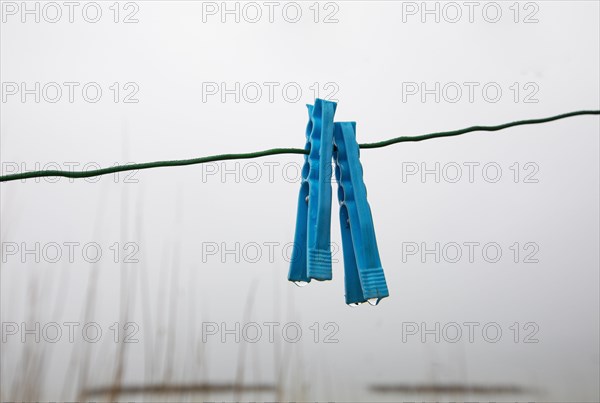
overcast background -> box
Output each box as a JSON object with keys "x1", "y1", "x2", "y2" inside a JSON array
[{"x1": 1, "y1": 1, "x2": 599, "y2": 401}]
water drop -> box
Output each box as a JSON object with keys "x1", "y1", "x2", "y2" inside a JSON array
[
  {"x1": 294, "y1": 281, "x2": 308, "y2": 288},
  {"x1": 367, "y1": 298, "x2": 379, "y2": 306},
  {"x1": 305, "y1": 196, "x2": 309, "y2": 203},
  {"x1": 347, "y1": 302, "x2": 362, "y2": 308}
]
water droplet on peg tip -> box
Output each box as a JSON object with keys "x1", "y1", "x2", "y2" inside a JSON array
[
  {"x1": 367, "y1": 298, "x2": 379, "y2": 306},
  {"x1": 293, "y1": 281, "x2": 308, "y2": 288}
]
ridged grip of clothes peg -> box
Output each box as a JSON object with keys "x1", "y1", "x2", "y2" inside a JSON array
[
  {"x1": 333, "y1": 121, "x2": 389, "y2": 305},
  {"x1": 288, "y1": 99, "x2": 337, "y2": 283}
]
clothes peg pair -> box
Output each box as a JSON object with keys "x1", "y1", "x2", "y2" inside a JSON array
[{"x1": 288, "y1": 99, "x2": 389, "y2": 306}]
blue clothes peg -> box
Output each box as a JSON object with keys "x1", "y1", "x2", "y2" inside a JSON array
[
  {"x1": 333, "y1": 121, "x2": 389, "y2": 305},
  {"x1": 288, "y1": 99, "x2": 337, "y2": 284}
]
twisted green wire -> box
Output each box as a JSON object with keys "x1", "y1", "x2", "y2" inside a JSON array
[{"x1": 1, "y1": 109, "x2": 598, "y2": 183}]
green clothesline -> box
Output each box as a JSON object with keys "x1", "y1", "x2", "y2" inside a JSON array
[{"x1": 1, "y1": 109, "x2": 598, "y2": 183}]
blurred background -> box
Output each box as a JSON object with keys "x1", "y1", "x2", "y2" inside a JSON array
[{"x1": 1, "y1": 1, "x2": 599, "y2": 401}]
